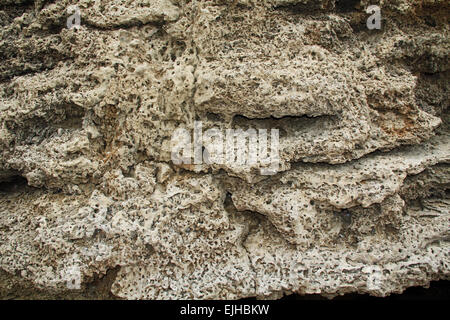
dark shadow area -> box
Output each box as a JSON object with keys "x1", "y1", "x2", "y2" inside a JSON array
[
  {"x1": 280, "y1": 280, "x2": 450, "y2": 300},
  {"x1": 0, "y1": 175, "x2": 28, "y2": 193},
  {"x1": 335, "y1": 0, "x2": 360, "y2": 13}
]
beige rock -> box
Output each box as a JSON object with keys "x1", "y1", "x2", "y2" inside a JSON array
[{"x1": 0, "y1": 0, "x2": 448, "y2": 299}]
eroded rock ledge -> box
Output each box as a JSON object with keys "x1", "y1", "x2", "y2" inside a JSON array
[{"x1": 0, "y1": 0, "x2": 449, "y2": 299}]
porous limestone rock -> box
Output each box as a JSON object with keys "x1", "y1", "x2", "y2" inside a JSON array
[{"x1": 0, "y1": 0, "x2": 448, "y2": 299}]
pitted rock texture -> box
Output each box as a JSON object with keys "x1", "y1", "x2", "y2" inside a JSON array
[{"x1": 0, "y1": 0, "x2": 449, "y2": 299}]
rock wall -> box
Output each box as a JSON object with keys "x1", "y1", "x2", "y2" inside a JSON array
[{"x1": 0, "y1": 0, "x2": 448, "y2": 299}]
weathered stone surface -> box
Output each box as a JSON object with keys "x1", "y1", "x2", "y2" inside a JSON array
[{"x1": 0, "y1": 0, "x2": 448, "y2": 299}]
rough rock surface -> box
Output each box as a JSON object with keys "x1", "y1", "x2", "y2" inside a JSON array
[{"x1": 0, "y1": 0, "x2": 449, "y2": 299}]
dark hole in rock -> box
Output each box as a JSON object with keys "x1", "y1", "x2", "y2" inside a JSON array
[
  {"x1": 335, "y1": 0, "x2": 360, "y2": 12},
  {"x1": 0, "y1": 175, "x2": 28, "y2": 192}
]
